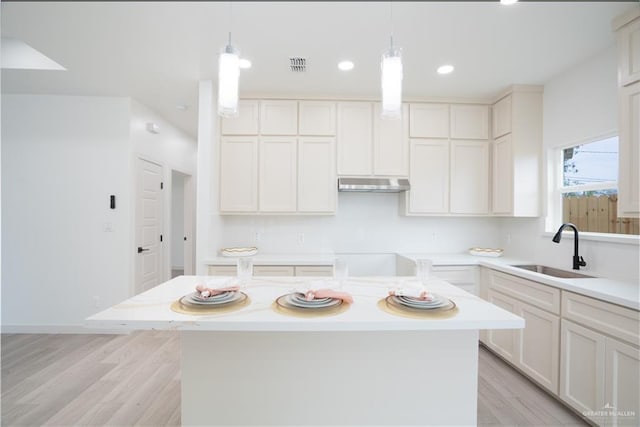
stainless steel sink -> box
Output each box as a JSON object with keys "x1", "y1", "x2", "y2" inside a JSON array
[{"x1": 511, "y1": 264, "x2": 595, "y2": 279}]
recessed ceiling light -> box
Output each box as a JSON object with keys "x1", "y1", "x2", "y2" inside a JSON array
[
  {"x1": 500, "y1": 0, "x2": 518, "y2": 5},
  {"x1": 239, "y1": 59, "x2": 252, "y2": 69},
  {"x1": 338, "y1": 60, "x2": 354, "y2": 71},
  {"x1": 437, "y1": 64, "x2": 455, "y2": 75}
]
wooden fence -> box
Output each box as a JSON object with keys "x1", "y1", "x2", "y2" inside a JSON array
[{"x1": 563, "y1": 195, "x2": 639, "y2": 235}]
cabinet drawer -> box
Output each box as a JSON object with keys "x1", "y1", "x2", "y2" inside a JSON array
[
  {"x1": 562, "y1": 291, "x2": 640, "y2": 346},
  {"x1": 207, "y1": 265, "x2": 236, "y2": 276},
  {"x1": 253, "y1": 266, "x2": 295, "y2": 277},
  {"x1": 489, "y1": 270, "x2": 560, "y2": 314},
  {"x1": 294, "y1": 266, "x2": 333, "y2": 277},
  {"x1": 431, "y1": 266, "x2": 477, "y2": 284}
]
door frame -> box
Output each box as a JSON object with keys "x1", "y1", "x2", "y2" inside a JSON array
[{"x1": 169, "y1": 168, "x2": 195, "y2": 277}]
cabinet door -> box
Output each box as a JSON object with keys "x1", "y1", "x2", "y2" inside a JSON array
[
  {"x1": 337, "y1": 102, "x2": 373, "y2": 175},
  {"x1": 492, "y1": 134, "x2": 513, "y2": 214},
  {"x1": 450, "y1": 140, "x2": 489, "y2": 214},
  {"x1": 294, "y1": 266, "x2": 333, "y2": 277},
  {"x1": 605, "y1": 338, "x2": 640, "y2": 426},
  {"x1": 373, "y1": 103, "x2": 409, "y2": 176},
  {"x1": 260, "y1": 100, "x2": 298, "y2": 135},
  {"x1": 221, "y1": 100, "x2": 259, "y2": 135},
  {"x1": 618, "y1": 16, "x2": 640, "y2": 86},
  {"x1": 409, "y1": 103, "x2": 449, "y2": 138},
  {"x1": 408, "y1": 139, "x2": 449, "y2": 213},
  {"x1": 220, "y1": 137, "x2": 258, "y2": 212},
  {"x1": 492, "y1": 95, "x2": 512, "y2": 138},
  {"x1": 259, "y1": 137, "x2": 297, "y2": 212},
  {"x1": 298, "y1": 137, "x2": 336, "y2": 213},
  {"x1": 253, "y1": 265, "x2": 295, "y2": 276},
  {"x1": 207, "y1": 265, "x2": 236, "y2": 276},
  {"x1": 450, "y1": 104, "x2": 489, "y2": 140},
  {"x1": 299, "y1": 101, "x2": 336, "y2": 136},
  {"x1": 517, "y1": 303, "x2": 560, "y2": 394},
  {"x1": 560, "y1": 319, "x2": 606, "y2": 420},
  {"x1": 618, "y1": 81, "x2": 640, "y2": 217},
  {"x1": 486, "y1": 289, "x2": 518, "y2": 363}
]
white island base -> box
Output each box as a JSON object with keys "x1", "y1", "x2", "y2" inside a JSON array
[
  {"x1": 86, "y1": 276, "x2": 523, "y2": 426},
  {"x1": 182, "y1": 330, "x2": 478, "y2": 426}
]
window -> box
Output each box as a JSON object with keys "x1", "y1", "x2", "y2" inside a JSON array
[{"x1": 553, "y1": 135, "x2": 639, "y2": 235}]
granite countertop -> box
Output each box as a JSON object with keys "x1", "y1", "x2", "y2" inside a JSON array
[
  {"x1": 397, "y1": 253, "x2": 639, "y2": 311},
  {"x1": 86, "y1": 275, "x2": 524, "y2": 332}
]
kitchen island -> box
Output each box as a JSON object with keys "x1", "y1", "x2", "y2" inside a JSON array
[{"x1": 87, "y1": 276, "x2": 523, "y2": 426}]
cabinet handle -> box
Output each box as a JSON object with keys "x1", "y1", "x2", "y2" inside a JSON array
[{"x1": 137, "y1": 247, "x2": 150, "y2": 253}]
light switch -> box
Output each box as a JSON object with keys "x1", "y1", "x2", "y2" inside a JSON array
[{"x1": 103, "y1": 222, "x2": 114, "y2": 232}]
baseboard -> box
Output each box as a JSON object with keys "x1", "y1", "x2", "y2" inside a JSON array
[{"x1": 1, "y1": 324, "x2": 130, "y2": 335}]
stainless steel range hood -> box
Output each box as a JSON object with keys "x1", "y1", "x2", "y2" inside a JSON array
[{"x1": 338, "y1": 177, "x2": 410, "y2": 193}]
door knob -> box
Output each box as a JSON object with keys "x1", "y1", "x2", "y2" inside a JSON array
[{"x1": 137, "y1": 247, "x2": 149, "y2": 253}]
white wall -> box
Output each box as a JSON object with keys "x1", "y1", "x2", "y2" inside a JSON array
[
  {"x1": 1, "y1": 95, "x2": 198, "y2": 332},
  {"x1": 1, "y1": 95, "x2": 132, "y2": 331},
  {"x1": 500, "y1": 45, "x2": 639, "y2": 283},
  {"x1": 129, "y1": 100, "x2": 197, "y2": 282}
]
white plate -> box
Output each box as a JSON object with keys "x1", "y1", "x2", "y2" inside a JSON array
[
  {"x1": 285, "y1": 293, "x2": 341, "y2": 309},
  {"x1": 289, "y1": 293, "x2": 332, "y2": 305},
  {"x1": 187, "y1": 291, "x2": 240, "y2": 305},
  {"x1": 395, "y1": 294, "x2": 450, "y2": 309}
]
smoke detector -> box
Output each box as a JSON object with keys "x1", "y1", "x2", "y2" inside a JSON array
[{"x1": 289, "y1": 57, "x2": 307, "y2": 72}]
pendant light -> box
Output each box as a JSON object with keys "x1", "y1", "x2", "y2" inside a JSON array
[
  {"x1": 218, "y1": 2, "x2": 240, "y2": 117},
  {"x1": 381, "y1": 3, "x2": 402, "y2": 119}
]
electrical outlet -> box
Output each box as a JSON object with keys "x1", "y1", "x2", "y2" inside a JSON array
[
  {"x1": 506, "y1": 233, "x2": 512, "y2": 244},
  {"x1": 432, "y1": 232, "x2": 437, "y2": 242},
  {"x1": 254, "y1": 232, "x2": 261, "y2": 243},
  {"x1": 297, "y1": 233, "x2": 305, "y2": 246}
]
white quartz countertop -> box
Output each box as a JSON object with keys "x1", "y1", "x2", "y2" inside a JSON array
[
  {"x1": 397, "y1": 253, "x2": 640, "y2": 311},
  {"x1": 86, "y1": 276, "x2": 524, "y2": 332},
  {"x1": 205, "y1": 253, "x2": 335, "y2": 266}
]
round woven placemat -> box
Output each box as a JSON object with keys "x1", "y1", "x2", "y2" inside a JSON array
[
  {"x1": 271, "y1": 294, "x2": 350, "y2": 318},
  {"x1": 377, "y1": 296, "x2": 458, "y2": 319},
  {"x1": 170, "y1": 292, "x2": 251, "y2": 315}
]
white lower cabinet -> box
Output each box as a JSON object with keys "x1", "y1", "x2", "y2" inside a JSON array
[
  {"x1": 483, "y1": 271, "x2": 561, "y2": 394},
  {"x1": 605, "y1": 337, "x2": 640, "y2": 426},
  {"x1": 294, "y1": 266, "x2": 333, "y2": 277},
  {"x1": 253, "y1": 265, "x2": 295, "y2": 277},
  {"x1": 207, "y1": 265, "x2": 333, "y2": 277}
]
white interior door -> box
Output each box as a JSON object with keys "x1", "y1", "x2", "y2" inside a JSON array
[
  {"x1": 181, "y1": 172, "x2": 195, "y2": 275},
  {"x1": 136, "y1": 158, "x2": 163, "y2": 294}
]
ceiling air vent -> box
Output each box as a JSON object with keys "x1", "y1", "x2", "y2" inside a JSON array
[{"x1": 289, "y1": 57, "x2": 307, "y2": 72}]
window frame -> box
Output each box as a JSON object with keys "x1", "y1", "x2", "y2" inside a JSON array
[{"x1": 545, "y1": 131, "x2": 639, "y2": 244}]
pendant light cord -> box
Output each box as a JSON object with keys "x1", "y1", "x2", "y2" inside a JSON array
[{"x1": 389, "y1": 0, "x2": 394, "y2": 49}]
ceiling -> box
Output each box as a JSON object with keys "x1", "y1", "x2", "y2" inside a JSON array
[{"x1": 1, "y1": 1, "x2": 637, "y2": 138}]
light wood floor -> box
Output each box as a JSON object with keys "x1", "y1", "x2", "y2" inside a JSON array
[{"x1": 1, "y1": 331, "x2": 587, "y2": 426}]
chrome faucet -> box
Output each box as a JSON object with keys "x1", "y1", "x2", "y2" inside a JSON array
[{"x1": 552, "y1": 223, "x2": 587, "y2": 270}]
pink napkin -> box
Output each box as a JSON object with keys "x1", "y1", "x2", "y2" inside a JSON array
[
  {"x1": 195, "y1": 284, "x2": 240, "y2": 298},
  {"x1": 305, "y1": 289, "x2": 353, "y2": 304}
]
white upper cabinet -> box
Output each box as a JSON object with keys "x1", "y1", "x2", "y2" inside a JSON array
[
  {"x1": 492, "y1": 95, "x2": 512, "y2": 139},
  {"x1": 298, "y1": 137, "x2": 336, "y2": 213},
  {"x1": 450, "y1": 105, "x2": 489, "y2": 140},
  {"x1": 615, "y1": 9, "x2": 640, "y2": 86},
  {"x1": 373, "y1": 103, "x2": 409, "y2": 176},
  {"x1": 221, "y1": 100, "x2": 259, "y2": 135},
  {"x1": 259, "y1": 137, "x2": 297, "y2": 212},
  {"x1": 490, "y1": 87, "x2": 542, "y2": 217},
  {"x1": 407, "y1": 139, "x2": 449, "y2": 214},
  {"x1": 615, "y1": 10, "x2": 640, "y2": 218},
  {"x1": 492, "y1": 134, "x2": 513, "y2": 215},
  {"x1": 409, "y1": 103, "x2": 449, "y2": 138},
  {"x1": 618, "y1": 80, "x2": 640, "y2": 218},
  {"x1": 299, "y1": 101, "x2": 336, "y2": 136},
  {"x1": 450, "y1": 140, "x2": 489, "y2": 214},
  {"x1": 259, "y1": 100, "x2": 298, "y2": 135},
  {"x1": 337, "y1": 102, "x2": 373, "y2": 176},
  {"x1": 219, "y1": 136, "x2": 258, "y2": 212}
]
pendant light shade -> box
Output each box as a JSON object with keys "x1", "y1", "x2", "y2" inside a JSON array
[
  {"x1": 381, "y1": 45, "x2": 403, "y2": 119},
  {"x1": 218, "y1": 43, "x2": 240, "y2": 117}
]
